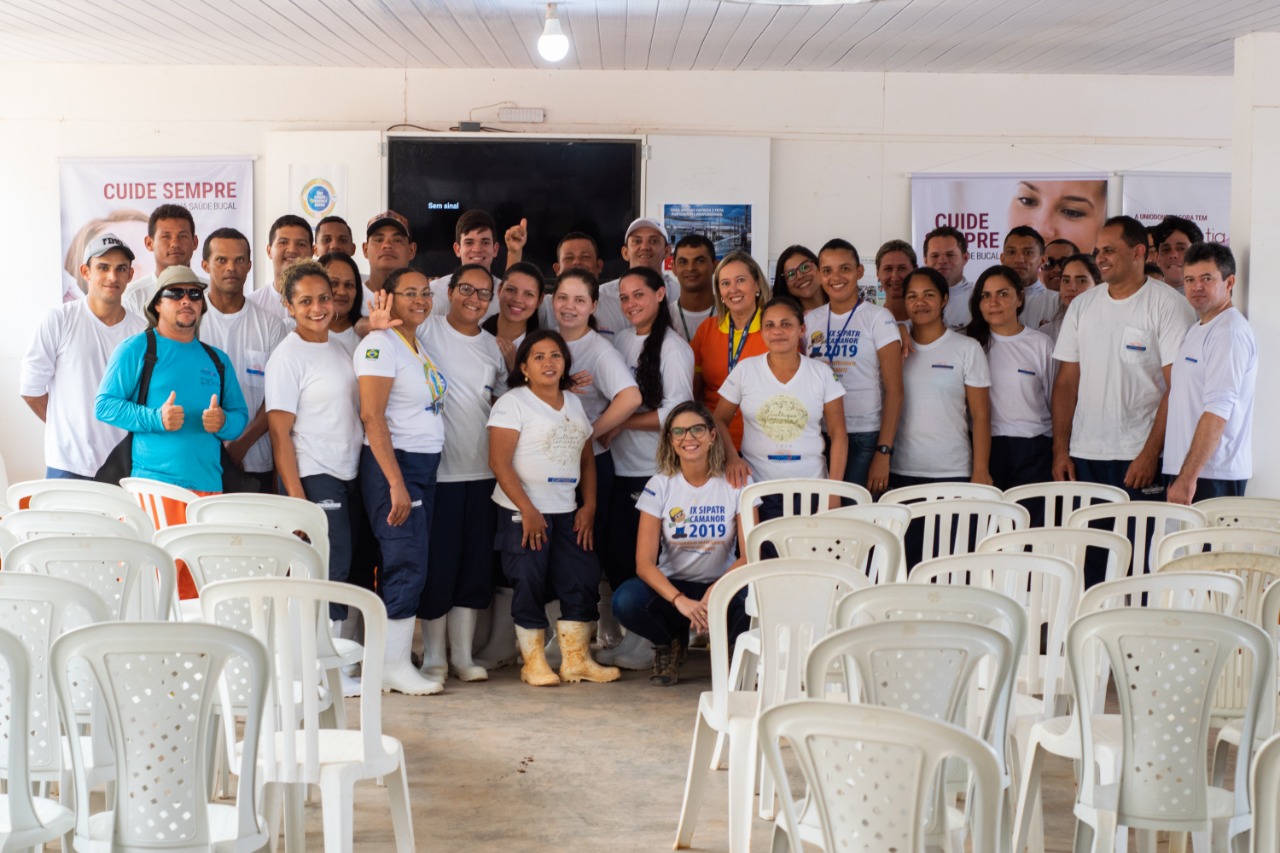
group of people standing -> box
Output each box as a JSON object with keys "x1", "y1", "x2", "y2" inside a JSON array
[{"x1": 20, "y1": 200, "x2": 1255, "y2": 691}]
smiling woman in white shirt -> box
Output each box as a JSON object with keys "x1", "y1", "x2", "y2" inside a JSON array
[{"x1": 318, "y1": 252, "x2": 364, "y2": 357}]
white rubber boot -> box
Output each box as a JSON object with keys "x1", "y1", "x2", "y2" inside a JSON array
[
  {"x1": 515, "y1": 625, "x2": 560, "y2": 687},
  {"x1": 597, "y1": 629, "x2": 654, "y2": 670},
  {"x1": 473, "y1": 587, "x2": 520, "y2": 669},
  {"x1": 447, "y1": 607, "x2": 489, "y2": 682},
  {"x1": 557, "y1": 620, "x2": 620, "y2": 683},
  {"x1": 543, "y1": 601, "x2": 563, "y2": 669},
  {"x1": 596, "y1": 581, "x2": 624, "y2": 650},
  {"x1": 381, "y1": 618, "x2": 443, "y2": 695},
  {"x1": 419, "y1": 616, "x2": 448, "y2": 683}
]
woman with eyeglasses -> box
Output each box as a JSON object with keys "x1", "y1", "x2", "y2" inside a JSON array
[
  {"x1": 1044, "y1": 253, "x2": 1102, "y2": 342},
  {"x1": 772, "y1": 245, "x2": 826, "y2": 312},
  {"x1": 408, "y1": 264, "x2": 508, "y2": 684},
  {"x1": 611, "y1": 402, "x2": 754, "y2": 686},
  {"x1": 354, "y1": 267, "x2": 450, "y2": 696},
  {"x1": 482, "y1": 261, "x2": 544, "y2": 372}
]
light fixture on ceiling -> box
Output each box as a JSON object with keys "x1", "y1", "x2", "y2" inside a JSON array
[{"x1": 537, "y1": 3, "x2": 570, "y2": 62}]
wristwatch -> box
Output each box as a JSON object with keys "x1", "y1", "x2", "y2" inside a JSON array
[{"x1": 875, "y1": 445, "x2": 893, "y2": 456}]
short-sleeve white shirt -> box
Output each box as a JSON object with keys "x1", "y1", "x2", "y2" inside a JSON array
[
  {"x1": 565, "y1": 331, "x2": 639, "y2": 456},
  {"x1": 943, "y1": 279, "x2": 974, "y2": 332},
  {"x1": 987, "y1": 326, "x2": 1055, "y2": 439},
  {"x1": 352, "y1": 329, "x2": 446, "y2": 454},
  {"x1": 487, "y1": 387, "x2": 593, "y2": 514},
  {"x1": 246, "y1": 284, "x2": 290, "y2": 323},
  {"x1": 610, "y1": 328, "x2": 695, "y2": 477},
  {"x1": 893, "y1": 330, "x2": 991, "y2": 478},
  {"x1": 804, "y1": 300, "x2": 901, "y2": 434},
  {"x1": 637, "y1": 472, "x2": 745, "y2": 582},
  {"x1": 265, "y1": 334, "x2": 363, "y2": 481}
]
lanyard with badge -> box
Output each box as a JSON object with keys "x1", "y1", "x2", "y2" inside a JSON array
[
  {"x1": 394, "y1": 329, "x2": 449, "y2": 414},
  {"x1": 726, "y1": 310, "x2": 756, "y2": 372},
  {"x1": 824, "y1": 300, "x2": 859, "y2": 368}
]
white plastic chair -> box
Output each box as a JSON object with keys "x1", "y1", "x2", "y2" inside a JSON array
[
  {"x1": 1003, "y1": 480, "x2": 1128, "y2": 527},
  {"x1": 1066, "y1": 500, "x2": 1206, "y2": 577},
  {"x1": 1012, "y1": 571, "x2": 1246, "y2": 853},
  {"x1": 906, "y1": 498, "x2": 1030, "y2": 563},
  {"x1": 1196, "y1": 495, "x2": 1280, "y2": 530},
  {"x1": 977, "y1": 526, "x2": 1133, "y2": 588},
  {"x1": 5, "y1": 477, "x2": 130, "y2": 510},
  {"x1": 0, "y1": 509, "x2": 142, "y2": 560},
  {"x1": 1155, "y1": 525, "x2": 1280, "y2": 569},
  {"x1": 52, "y1": 621, "x2": 271, "y2": 853},
  {"x1": 0, "y1": 625, "x2": 76, "y2": 851},
  {"x1": 737, "y1": 478, "x2": 872, "y2": 540},
  {"x1": 1214, "y1": 579, "x2": 1280, "y2": 796},
  {"x1": 1067, "y1": 609, "x2": 1272, "y2": 852},
  {"x1": 28, "y1": 487, "x2": 156, "y2": 538},
  {"x1": 745, "y1": 515, "x2": 904, "y2": 584},
  {"x1": 121, "y1": 476, "x2": 200, "y2": 530},
  {"x1": 4, "y1": 536, "x2": 176, "y2": 621},
  {"x1": 819, "y1": 501, "x2": 912, "y2": 536},
  {"x1": 200, "y1": 577, "x2": 414, "y2": 853},
  {"x1": 880, "y1": 481, "x2": 1004, "y2": 505},
  {"x1": 673, "y1": 558, "x2": 871, "y2": 853},
  {"x1": 759, "y1": 702, "x2": 1002, "y2": 853},
  {"x1": 1251, "y1": 731, "x2": 1280, "y2": 853}
]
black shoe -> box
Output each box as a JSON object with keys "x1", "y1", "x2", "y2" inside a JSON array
[{"x1": 650, "y1": 638, "x2": 684, "y2": 686}]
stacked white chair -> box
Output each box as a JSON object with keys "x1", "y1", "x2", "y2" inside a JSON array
[
  {"x1": 1002, "y1": 480, "x2": 1128, "y2": 527},
  {"x1": 879, "y1": 482, "x2": 1004, "y2": 504},
  {"x1": 1196, "y1": 495, "x2": 1280, "y2": 529},
  {"x1": 5, "y1": 477, "x2": 132, "y2": 510},
  {"x1": 120, "y1": 476, "x2": 199, "y2": 530},
  {"x1": 978, "y1": 527, "x2": 1132, "y2": 589},
  {"x1": 4, "y1": 535, "x2": 176, "y2": 621},
  {"x1": 0, "y1": 509, "x2": 141, "y2": 561},
  {"x1": 1251, "y1": 732, "x2": 1280, "y2": 853},
  {"x1": 28, "y1": 487, "x2": 156, "y2": 538},
  {"x1": 819, "y1": 500, "x2": 912, "y2": 537},
  {"x1": 1155, "y1": 525, "x2": 1280, "y2": 568},
  {"x1": 905, "y1": 498, "x2": 1030, "y2": 564},
  {"x1": 745, "y1": 514, "x2": 904, "y2": 584},
  {"x1": 737, "y1": 478, "x2": 873, "y2": 540},
  {"x1": 1067, "y1": 500, "x2": 1206, "y2": 577}
]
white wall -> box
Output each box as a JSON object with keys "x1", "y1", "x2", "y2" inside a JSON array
[{"x1": 0, "y1": 64, "x2": 1233, "y2": 482}]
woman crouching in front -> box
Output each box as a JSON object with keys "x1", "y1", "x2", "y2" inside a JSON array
[{"x1": 487, "y1": 329, "x2": 620, "y2": 687}]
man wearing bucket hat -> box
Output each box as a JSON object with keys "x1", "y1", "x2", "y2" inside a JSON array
[
  {"x1": 21, "y1": 233, "x2": 148, "y2": 479},
  {"x1": 95, "y1": 264, "x2": 249, "y2": 494}
]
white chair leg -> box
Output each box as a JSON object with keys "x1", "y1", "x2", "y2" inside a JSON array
[
  {"x1": 324, "y1": 668, "x2": 347, "y2": 729},
  {"x1": 285, "y1": 783, "x2": 306, "y2": 853},
  {"x1": 1013, "y1": 741, "x2": 1044, "y2": 853},
  {"x1": 714, "y1": 636, "x2": 757, "y2": 769},
  {"x1": 727, "y1": 716, "x2": 757, "y2": 853},
  {"x1": 674, "y1": 715, "x2": 716, "y2": 849},
  {"x1": 1169, "y1": 830, "x2": 1189, "y2": 853},
  {"x1": 1135, "y1": 828, "x2": 1156, "y2": 853},
  {"x1": 319, "y1": 774, "x2": 354, "y2": 853},
  {"x1": 262, "y1": 782, "x2": 284, "y2": 853},
  {"x1": 386, "y1": 747, "x2": 415, "y2": 853}
]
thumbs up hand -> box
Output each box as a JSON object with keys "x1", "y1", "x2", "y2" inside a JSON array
[
  {"x1": 505, "y1": 218, "x2": 528, "y2": 266},
  {"x1": 160, "y1": 390, "x2": 184, "y2": 431},
  {"x1": 202, "y1": 393, "x2": 225, "y2": 434}
]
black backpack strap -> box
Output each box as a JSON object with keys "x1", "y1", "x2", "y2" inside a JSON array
[
  {"x1": 199, "y1": 341, "x2": 227, "y2": 402},
  {"x1": 137, "y1": 328, "x2": 159, "y2": 406}
]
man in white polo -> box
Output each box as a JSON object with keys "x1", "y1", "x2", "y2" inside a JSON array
[{"x1": 1164, "y1": 242, "x2": 1256, "y2": 504}]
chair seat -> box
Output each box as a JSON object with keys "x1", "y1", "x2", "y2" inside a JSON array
[
  {"x1": 1033, "y1": 713, "x2": 1124, "y2": 759},
  {"x1": 697, "y1": 689, "x2": 759, "y2": 730},
  {"x1": 243, "y1": 730, "x2": 404, "y2": 780},
  {"x1": 79, "y1": 804, "x2": 267, "y2": 853},
  {"x1": 1077, "y1": 783, "x2": 1239, "y2": 830},
  {"x1": 0, "y1": 794, "x2": 75, "y2": 847}
]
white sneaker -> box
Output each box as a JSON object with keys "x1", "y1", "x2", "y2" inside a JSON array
[{"x1": 596, "y1": 630, "x2": 653, "y2": 670}]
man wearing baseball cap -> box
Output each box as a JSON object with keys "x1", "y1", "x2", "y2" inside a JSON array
[
  {"x1": 21, "y1": 234, "x2": 148, "y2": 479},
  {"x1": 360, "y1": 210, "x2": 416, "y2": 316},
  {"x1": 591, "y1": 217, "x2": 680, "y2": 342},
  {"x1": 96, "y1": 264, "x2": 249, "y2": 494}
]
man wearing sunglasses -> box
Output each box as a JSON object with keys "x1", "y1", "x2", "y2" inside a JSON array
[
  {"x1": 1039, "y1": 239, "x2": 1078, "y2": 293},
  {"x1": 96, "y1": 265, "x2": 249, "y2": 495}
]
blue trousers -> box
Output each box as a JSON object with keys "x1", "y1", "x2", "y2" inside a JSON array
[
  {"x1": 602, "y1": 474, "x2": 649, "y2": 589},
  {"x1": 359, "y1": 446, "x2": 439, "y2": 620},
  {"x1": 418, "y1": 478, "x2": 498, "y2": 619},
  {"x1": 496, "y1": 509, "x2": 601, "y2": 629},
  {"x1": 301, "y1": 473, "x2": 362, "y2": 620},
  {"x1": 612, "y1": 576, "x2": 749, "y2": 646},
  {"x1": 840, "y1": 430, "x2": 880, "y2": 491}
]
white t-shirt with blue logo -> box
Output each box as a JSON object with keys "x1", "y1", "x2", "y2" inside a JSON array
[
  {"x1": 353, "y1": 329, "x2": 447, "y2": 455},
  {"x1": 637, "y1": 471, "x2": 749, "y2": 583},
  {"x1": 804, "y1": 300, "x2": 902, "y2": 434},
  {"x1": 987, "y1": 326, "x2": 1055, "y2": 439},
  {"x1": 893, "y1": 329, "x2": 991, "y2": 478}
]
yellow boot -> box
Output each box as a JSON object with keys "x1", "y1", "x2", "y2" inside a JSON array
[
  {"x1": 515, "y1": 626, "x2": 560, "y2": 687},
  {"x1": 557, "y1": 620, "x2": 621, "y2": 683}
]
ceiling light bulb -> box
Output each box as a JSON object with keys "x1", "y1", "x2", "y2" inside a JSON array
[{"x1": 538, "y1": 4, "x2": 570, "y2": 62}]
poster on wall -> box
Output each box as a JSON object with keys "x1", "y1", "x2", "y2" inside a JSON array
[
  {"x1": 662, "y1": 204, "x2": 752, "y2": 269},
  {"x1": 290, "y1": 163, "x2": 348, "y2": 224},
  {"x1": 910, "y1": 173, "x2": 1109, "y2": 283},
  {"x1": 59, "y1": 156, "x2": 254, "y2": 303},
  {"x1": 1121, "y1": 172, "x2": 1230, "y2": 247}
]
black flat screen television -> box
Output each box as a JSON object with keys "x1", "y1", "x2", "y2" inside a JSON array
[{"x1": 386, "y1": 136, "x2": 641, "y2": 283}]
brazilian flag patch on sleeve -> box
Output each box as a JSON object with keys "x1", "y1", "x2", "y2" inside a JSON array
[{"x1": 365, "y1": 349, "x2": 380, "y2": 359}]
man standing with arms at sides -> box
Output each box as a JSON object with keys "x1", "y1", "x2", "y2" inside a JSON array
[
  {"x1": 247, "y1": 215, "x2": 313, "y2": 322},
  {"x1": 1152, "y1": 215, "x2": 1205, "y2": 296},
  {"x1": 805, "y1": 238, "x2": 903, "y2": 495},
  {"x1": 1051, "y1": 215, "x2": 1196, "y2": 502},
  {"x1": 669, "y1": 234, "x2": 716, "y2": 342},
  {"x1": 313, "y1": 215, "x2": 356, "y2": 258},
  {"x1": 199, "y1": 227, "x2": 288, "y2": 494},
  {"x1": 122, "y1": 204, "x2": 201, "y2": 317},
  {"x1": 430, "y1": 209, "x2": 501, "y2": 320},
  {"x1": 22, "y1": 234, "x2": 147, "y2": 479},
  {"x1": 1000, "y1": 226, "x2": 1058, "y2": 332},
  {"x1": 1039, "y1": 238, "x2": 1078, "y2": 293},
  {"x1": 1164, "y1": 243, "x2": 1255, "y2": 504},
  {"x1": 923, "y1": 226, "x2": 973, "y2": 332}
]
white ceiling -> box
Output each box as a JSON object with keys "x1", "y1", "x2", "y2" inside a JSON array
[{"x1": 2, "y1": 0, "x2": 1278, "y2": 75}]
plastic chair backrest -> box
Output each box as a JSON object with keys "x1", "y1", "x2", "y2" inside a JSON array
[
  {"x1": 1155, "y1": 526, "x2": 1280, "y2": 569},
  {"x1": 746, "y1": 515, "x2": 904, "y2": 583},
  {"x1": 910, "y1": 551, "x2": 1078, "y2": 717},
  {"x1": 0, "y1": 574, "x2": 111, "y2": 779},
  {"x1": 0, "y1": 625, "x2": 46, "y2": 843},
  {"x1": 1196, "y1": 496, "x2": 1280, "y2": 530},
  {"x1": 879, "y1": 482, "x2": 1004, "y2": 505},
  {"x1": 978, "y1": 526, "x2": 1133, "y2": 586},
  {"x1": 1252, "y1": 732, "x2": 1280, "y2": 853},
  {"x1": 120, "y1": 477, "x2": 199, "y2": 530},
  {"x1": 5, "y1": 478, "x2": 129, "y2": 510},
  {"x1": 0, "y1": 509, "x2": 141, "y2": 559},
  {"x1": 1003, "y1": 480, "x2": 1129, "y2": 527},
  {"x1": 1068, "y1": 609, "x2": 1272, "y2": 829},
  {"x1": 4, "y1": 536, "x2": 176, "y2": 621},
  {"x1": 199, "y1": 577, "x2": 392, "y2": 785},
  {"x1": 1067, "y1": 500, "x2": 1206, "y2": 577},
  {"x1": 738, "y1": 478, "x2": 872, "y2": 539},
  {"x1": 154, "y1": 526, "x2": 326, "y2": 588},
  {"x1": 1079, "y1": 571, "x2": 1245, "y2": 619},
  {"x1": 819, "y1": 502, "x2": 912, "y2": 538},
  {"x1": 185, "y1": 494, "x2": 331, "y2": 567},
  {"x1": 51, "y1": 621, "x2": 269, "y2": 851},
  {"x1": 907, "y1": 497, "x2": 1030, "y2": 562},
  {"x1": 28, "y1": 489, "x2": 156, "y2": 538},
  {"x1": 759, "y1": 701, "x2": 1001, "y2": 853}
]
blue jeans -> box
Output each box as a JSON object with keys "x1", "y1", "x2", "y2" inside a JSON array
[
  {"x1": 46, "y1": 466, "x2": 92, "y2": 480},
  {"x1": 840, "y1": 431, "x2": 880, "y2": 491},
  {"x1": 1163, "y1": 475, "x2": 1248, "y2": 503},
  {"x1": 359, "y1": 446, "x2": 439, "y2": 620},
  {"x1": 612, "y1": 576, "x2": 749, "y2": 646},
  {"x1": 300, "y1": 473, "x2": 362, "y2": 620}
]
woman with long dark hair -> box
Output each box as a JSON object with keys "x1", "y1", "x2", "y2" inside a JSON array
[
  {"x1": 482, "y1": 261, "x2": 544, "y2": 371},
  {"x1": 772, "y1": 244, "x2": 826, "y2": 312}
]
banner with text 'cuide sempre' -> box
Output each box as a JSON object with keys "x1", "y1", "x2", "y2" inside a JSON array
[
  {"x1": 59, "y1": 156, "x2": 254, "y2": 304},
  {"x1": 911, "y1": 173, "x2": 1109, "y2": 284}
]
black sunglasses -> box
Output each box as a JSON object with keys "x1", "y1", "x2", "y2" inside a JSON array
[
  {"x1": 160, "y1": 287, "x2": 205, "y2": 301},
  {"x1": 1042, "y1": 257, "x2": 1070, "y2": 270}
]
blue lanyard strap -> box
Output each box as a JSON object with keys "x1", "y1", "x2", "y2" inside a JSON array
[
  {"x1": 825, "y1": 300, "x2": 859, "y2": 367},
  {"x1": 727, "y1": 318, "x2": 750, "y2": 371}
]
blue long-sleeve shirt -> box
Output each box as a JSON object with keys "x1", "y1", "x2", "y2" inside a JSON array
[{"x1": 96, "y1": 331, "x2": 249, "y2": 492}]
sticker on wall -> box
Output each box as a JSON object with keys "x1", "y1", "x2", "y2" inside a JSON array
[{"x1": 290, "y1": 164, "x2": 347, "y2": 222}]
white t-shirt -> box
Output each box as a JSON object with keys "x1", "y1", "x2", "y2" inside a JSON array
[
  {"x1": 1020, "y1": 282, "x2": 1060, "y2": 334},
  {"x1": 610, "y1": 328, "x2": 695, "y2": 477},
  {"x1": 1053, "y1": 279, "x2": 1197, "y2": 460},
  {"x1": 637, "y1": 471, "x2": 747, "y2": 583},
  {"x1": 330, "y1": 326, "x2": 360, "y2": 358},
  {"x1": 416, "y1": 315, "x2": 507, "y2": 482},
  {"x1": 246, "y1": 284, "x2": 290, "y2": 323},
  {"x1": 487, "y1": 387, "x2": 593, "y2": 514},
  {"x1": 804, "y1": 300, "x2": 901, "y2": 434},
  {"x1": 893, "y1": 330, "x2": 991, "y2": 478},
  {"x1": 264, "y1": 334, "x2": 363, "y2": 481},
  {"x1": 428, "y1": 273, "x2": 501, "y2": 321},
  {"x1": 20, "y1": 301, "x2": 147, "y2": 476},
  {"x1": 352, "y1": 329, "x2": 446, "y2": 454},
  {"x1": 1163, "y1": 307, "x2": 1256, "y2": 481},
  {"x1": 669, "y1": 300, "x2": 715, "y2": 344},
  {"x1": 565, "y1": 331, "x2": 639, "y2": 456},
  {"x1": 199, "y1": 299, "x2": 288, "y2": 473},
  {"x1": 718, "y1": 353, "x2": 845, "y2": 482},
  {"x1": 987, "y1": 326, "x2": 1055, "y2": 439},
  {"x1": 943, "y1": 279, "x2": 974, "y2": 332}
]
